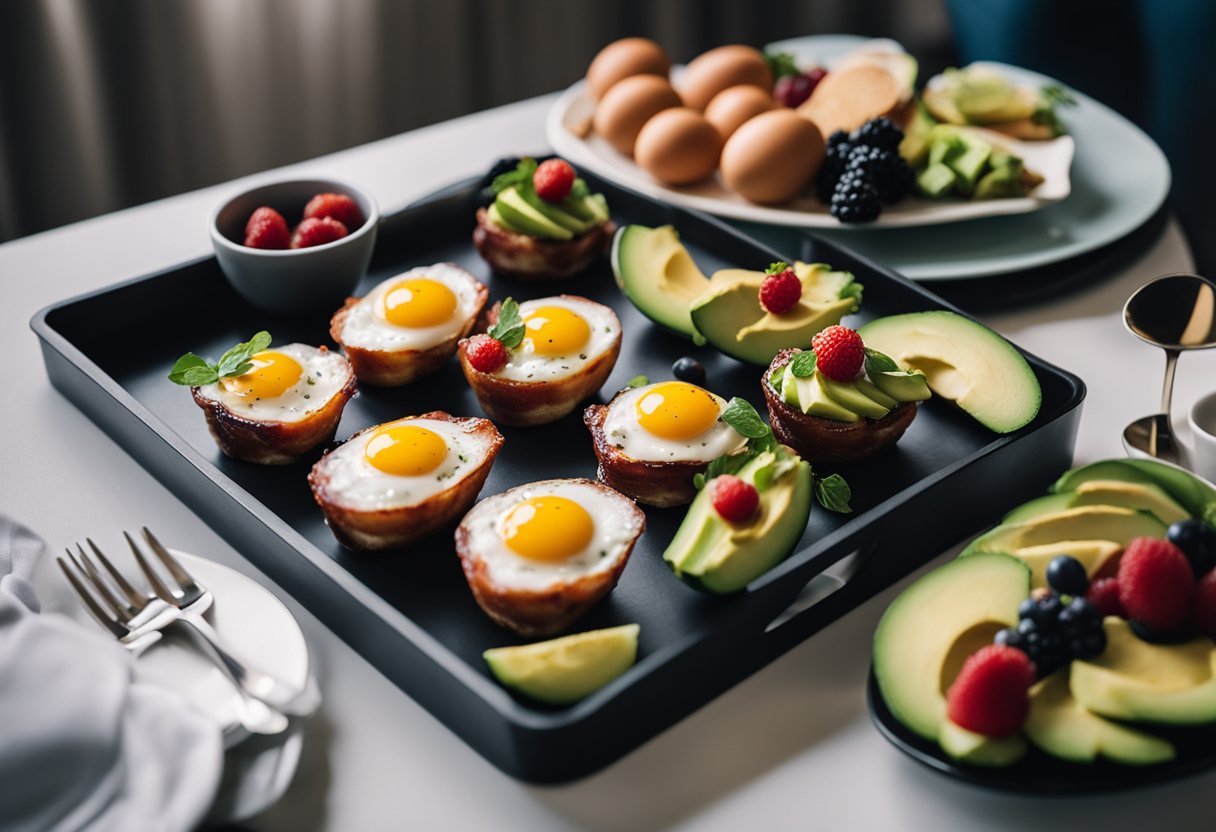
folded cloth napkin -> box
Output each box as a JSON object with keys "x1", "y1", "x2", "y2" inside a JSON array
[{"x1": 0, "y1": 516, "x2": 223, "y2": 832}]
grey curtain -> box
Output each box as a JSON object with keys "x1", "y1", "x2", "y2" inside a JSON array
[{"x1": 0, "y1": 0, "x2": 951, "y2": 242}]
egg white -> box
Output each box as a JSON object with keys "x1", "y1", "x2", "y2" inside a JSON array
[
  {"x1": 495, "y1": 296, "x2": 620, "y2": 383},
  {"x1": 315, "y1": 417, "x2": 496, "y2": 511},
  {"x1": 462, "y1": 479, "x2": 642, "y2": 592},
  {"x1": 337, "y1": 263, "x2": 484, "y2": 352},
  {"x1": 601, "y1": 383, "x2": 747, "y2": 463},
  {"x1": 194, "y1": 343, "x2": 351, "y2": 424}
]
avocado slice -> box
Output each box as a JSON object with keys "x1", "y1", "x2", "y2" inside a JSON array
[
  {"x1": 1010, "y1": 540, "x2": 1124, "y2": 589},
  {"x1": 822, "y1": 375, "x2": 890, "y2": 419},
  {"x1": 872, "y1": 369, "x2": 931, "y2": 402},
  {"x1": 856, "y1": 377, "x2": 898, "y2": 409},
  {"x1": 1071, "y1": 619, "x2": 1216, "y2": 724},
  {"x1": 1024, "y1": 668, "x2": 1175, "y2": 764},
  {"x1": 690, "y1": 268, "x2": 857, "y2": 366},
  {"x1": 1053, "y1": 459, "x2": 1216, "y2": 524},
  {"x1": 1001, "y1": 493, "x2": 1074, "y2": 525},
  {"x1": 483, "y1": 624, "x2": 640, "y2": 706},
  {"x1": 1001, "y1": 480, "x2": 1190, "y2": 527},
  {"x1": 796, "y1": 371, "x2": 861, "y2": 422},
  {"x1": 873, "y1": 552, "x2": 1030, "y2": 740},
  {"x1": 961, "y1": 506, "x2": 1167, "y2": 558},
  {"x1": 611, "y1": 224, "x2": 709, "y2": 340},
  {"x1": 520, "y1": 188, "x2": 593, "y2": 234},
  {"x1": 858, "y1": 311, "x2": 1041, "y2": 434},
  {"x1": 494, "y1": 187, "x2": 573, "y2": 240},
  {"x1": 663, "y1": 451, "x2": 813, "y2": 594},
  {"x1": 939, "y1": 718, "x2": 1026, "y2": 766}
]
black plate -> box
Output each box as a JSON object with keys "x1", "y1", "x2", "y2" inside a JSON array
[
  {"x1": 868, "y1": 667, "x2": 1216, "y2": 794},
  {"x1": 32, "y1": 167, "x2": 1084, "y2": 783}
]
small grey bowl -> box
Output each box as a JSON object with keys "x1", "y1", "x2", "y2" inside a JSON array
[{"x1": 210, "y1": 178, "x2": 379, "y2": 316}]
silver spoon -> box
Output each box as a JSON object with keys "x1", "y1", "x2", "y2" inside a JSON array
[{"x1": 1122, "y1": 273, "x2": 1216, "y2": 464}]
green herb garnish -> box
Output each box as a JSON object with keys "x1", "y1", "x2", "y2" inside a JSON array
[
  {"x1": 720, "y1": 397, "x2": 771, "y2": 439},
  {"x1": 490, "y1": 158, "x2": 539, "y2": 195},
  {"x1": 627, "y1": 374, "x2": 649, "y2": 389},
  {"x1": 488, "y1": 298, "x2": 525, "y2": 349},
  {"x1": 790, "y1": 351, "x2": 818, "y2": 378},
  {"x1": 839, "y1": 278, "x2": 864, "y2": 311},
  {"x1": 815, "y1": 473, "x2": 853, "y2": 513},
  {"x1": 168, "y1": 331, "x2": 271, "y2": 386},
  {"x1": 863, "y1": 347, "x2": 900, "y2": 376},
  {"x1": 1031, "y1": 84, "x2": 1077, "y2": 135},
  {"x1": 764, "y1": 51, "x2": 801, "y2": 81},
  {"x1": 765, "y1": 260, "x2": 790, "y2": 275}
]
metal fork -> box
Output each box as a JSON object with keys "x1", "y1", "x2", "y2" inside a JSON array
[{"x1": 59, "y1": 542, "x2": 288, "y2": 736}]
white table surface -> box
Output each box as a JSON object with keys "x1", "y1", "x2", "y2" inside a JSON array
[{"x1": 4, "y1": 94, "x2": 1216, "y2": 832}]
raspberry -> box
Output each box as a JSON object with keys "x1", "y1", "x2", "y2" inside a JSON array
[
  {"x1": 290, "y1": 216, "x2": 348, "y2": 249},
  {"x1": 1086, "y1": 577, "x2": 1125, "y2": 619},
  {"x1": 533, "y1": 159, "x2": 576, "y2": 202},
  {"x1": 1191, "y1": 568, "x2": 1216, "y2": 638},
  {"x1": 1117, "y1": 537, "x2": 1195, "y2": 633},
  {"x1": 945, "y1": 644, "x2": 1036, "y2": 737},
  {"x1": 465, "y1": 334, "x2": 508, "y2": 373},
  {"x1": 773, "y1": 69, "x2": 824, "y2": 108},
  {"x1": 303, "y1": 192, "x2": 364, "y2": 230},
  {"x1": 811, "y1": 325, "x2": 865, "y2": 381},
  {"x1": 243, "y1": 206, "x2": 290, "y2": 249},
  {"x1": 759, "y1": 268, "x2": 802, "y2": 314},
  {"x1": 711, "y1": 475, "x2": 759, "y2": 523}
]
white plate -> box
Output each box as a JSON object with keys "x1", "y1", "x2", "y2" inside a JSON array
[
  {"x1": 548, "y1": 34, "x2": 1171, "y2": 280},
  {"x1": 547, "y1": 42, "x2": 1073, "y2": 229}
]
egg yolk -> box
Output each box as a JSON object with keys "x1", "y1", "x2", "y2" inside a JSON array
[
  {"x1": 500, "y1": 496, "x2": 594, "y2": 562},
  {"x1": 220, "y1": 350, "x2": 303, "y2": 399},
  {"x1": 381, "y1": 278, "x2": 457, "y2": 328},
  {"x1": 636, "y1": 382, "x2": 720, "y2": 440},
  {"x1": 363, "y1": 424, "x2": 448, "y2": 476},
  {"x1": 523, "y1": 306, "x2": 591, "y2": 355}
]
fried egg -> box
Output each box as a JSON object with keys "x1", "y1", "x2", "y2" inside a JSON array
[
  {"x1": 601, "y1": 381, "x2": 747, "y2": 462},
  {"x1": 193, "y1": 343, "x2": 351, "y2": 423},
  {"x1": 315, "y1": 416, "x2": 499, "y2": 511},
  {"x1": 460, "y1": 479, "x2": 643, "y2": 592},
  {"x1": 336, "y1": 263, "x2": 485, "y2": 351},
  {"x1": 496, "y1": 296, "x2": 620, "y2": 382}
]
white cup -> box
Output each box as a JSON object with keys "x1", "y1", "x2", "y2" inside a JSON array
[{"x1": 1188, "y1": 391, "x2": 1216, "y2": 482}]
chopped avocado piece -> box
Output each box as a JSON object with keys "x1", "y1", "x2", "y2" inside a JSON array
[
  {"x1": 872, "y1": 369, "x2": 931, "y2": 402},
  {"x1": 822, "y1": 375, "x2": 890, "y2": 419},
  {"x1": 483, "y1": 624, "x2": 640, "y2": 706},
  {"x1": 858, "y1": 311, "x2": 1041, "y2": 434},
  {"x1": 520, "y1": 189, "x2": 593, "y2": 234},
  {"x1": 494, "y1": 187, "x2": 573, "y2": 240},
  {"x1": 856, "y1": 377, "x2": 898, "y2": 409},
  {"x1": 916, "y1": 162, "x2": 957, "y2": 198},
  {"x1": 1010, "y1": 540, "x2": 1124, "y2": 589},
  {"x1": 1054, "y1": 459, "x2": 1216, "y2": 525},
  {"x1": 873, "y1": 552, "x2": 1030, "y2": 740},
  {"x1": 1025, "y1": 669, "x2": 1175, "y2": 765},
  {"x1": 974, "y1": 167, "x2": 1024, "y2": 199},
  {"x1": 664, "y1": 450, "x2": 813, "y2": 594},
  {"x1": 611, "y1": 225, "x2": 709, "y2": 340},
  {"x1": 938, "y1": 718, "x2": 1026, "y2": 766},
  {"x1": 1071, "y1": 619, "x2": 1216, "y2": 724},
  {"x1": 795, "y1": 371, "x2": 860, "y2": 422},
  {"x1": 961, "y1": 506, "x2": 1167, "y2": 558},
  {"x1": 928, "y1": 130, "x2": 965, "y2": 166},
  {"x1": 946, "y1": 136, "x2": 992, "y2": 192},
  {"x1": 1001, "y1": 493, "x2": 1074, "y2": 525},
  {"x1": 690, "y1": 268, "x2": 857, "y2": 366}
]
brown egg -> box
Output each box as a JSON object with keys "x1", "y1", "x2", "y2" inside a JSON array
[
  {"x1": 586, "y1": 38, "x2": 671, "y2": 100},
  {"x1": 679, "y1": 45, "x2": 773, "y2": 112},
  {"x1": 704, "y1": 84, "x2": 777, "y2": 141},
  {"x1": 720, "y1": 109, "x2": 826, "y2": 204},
  {"x1": 634, "y1": 108, "x2": 722, "y2": 186},
  {"x1": 593, "y1": 75, "x2": 682, "y2": 156}
]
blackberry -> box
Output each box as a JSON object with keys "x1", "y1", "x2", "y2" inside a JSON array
[
  {"x1": 826, "y1": 129, "x2": 851, "y2": 151},
  {"x1": 1009, "y1": 591, "x2": 1107, "y2": 677},
  {"x1": 1166, "y1": 519, "x2": 1216, "y2": 576},
  {"x1": 850, "y1": 116, "x2": 904, "y2": 153},
  {"x1": 829, "y1": 176, "x2": 881, "y2": 224},
  {"x1": 845, "y1": 146, "x2": 914, "y2": 204},
  {"x1": 672, "y1": 356, "x2": 706, "y2": 386},
  {"x1": 815, "y1": 139, "x2": 854, "y2": 203}
]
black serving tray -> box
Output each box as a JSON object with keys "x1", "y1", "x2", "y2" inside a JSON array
[{"x1": 32, "y1": 170, "x2": 1085, "y2": 783}]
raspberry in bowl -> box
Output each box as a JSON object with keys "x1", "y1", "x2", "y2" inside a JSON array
[{"x1": 210, "y1": 178, "x2": 379, "y2": 315}]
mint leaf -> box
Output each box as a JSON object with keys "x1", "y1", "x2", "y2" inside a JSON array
[
  {"x1": 864, "y1": 347, "x2": 900, "y2": 376},
  {"x1": 764, "y1": 51, "x2": 801, "y2": 80},
  {"x1": 721, "y1": 397, "x2": 770, "y2": 439},
  {"x1": 491, "y1": 158, "x2": 538, "y2": 195},
  {"x1": 765, "y1": 260, "x2": 790, "y2": 276},
  {"x1": 696, "y1": 450, "x2": 754, "y2": 490},
  {"x1": 753, "y1": 450, "x2": 797, "y2": 492},
  {"x1": 815, "y1": 473, "x2": 853, "y2": 513},
  {"x1": 168, "y1": 353, "x2": 218, "y2": 386},
  {"x1": 215, "y1": 330, "x2": 271, "y2": 378},
  {"x1": 569, "y1": 178, "x2": 589, "y2": 199},
  {"x1": 488, "y1": 298, "x2": 525, "y2": 349},
  {"x1": 790, "y1": 351, "x2": 818, "y2": 378},
  {"x1": 839, "y1": 279, "x2": 863, "y2": 311},
  {"x1": 627, "y1": 374, "x2": 649, "y2": 389}
]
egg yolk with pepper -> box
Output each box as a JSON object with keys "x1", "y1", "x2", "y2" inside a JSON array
[
  {"x1": 523, "y1": 306, "x2": 591, "y2": 355},
  {"x1": 500, "y1": 496, "x2": 595, "y2": 562},
  {"x1": 635, "y1": 382, "x2": 720, "y2": 440},
  {"x1": 363, "y1": 424, "x2": 448, "y2": 476},
  {"x1": 381, "y1": 278, "x2": 458, "y2": 328},
  {"x1": 220, "y1": 351, "x2": 303, "y2": 399}
]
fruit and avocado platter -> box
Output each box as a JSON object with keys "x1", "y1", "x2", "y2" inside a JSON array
[{"x1": 872, "y1": 457, "x2": 1216, "y2": 791}]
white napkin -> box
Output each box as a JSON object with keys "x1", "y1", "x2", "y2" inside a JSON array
[{"x1": 0, "y1": 517, "x2": 223, "y2": 832}]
